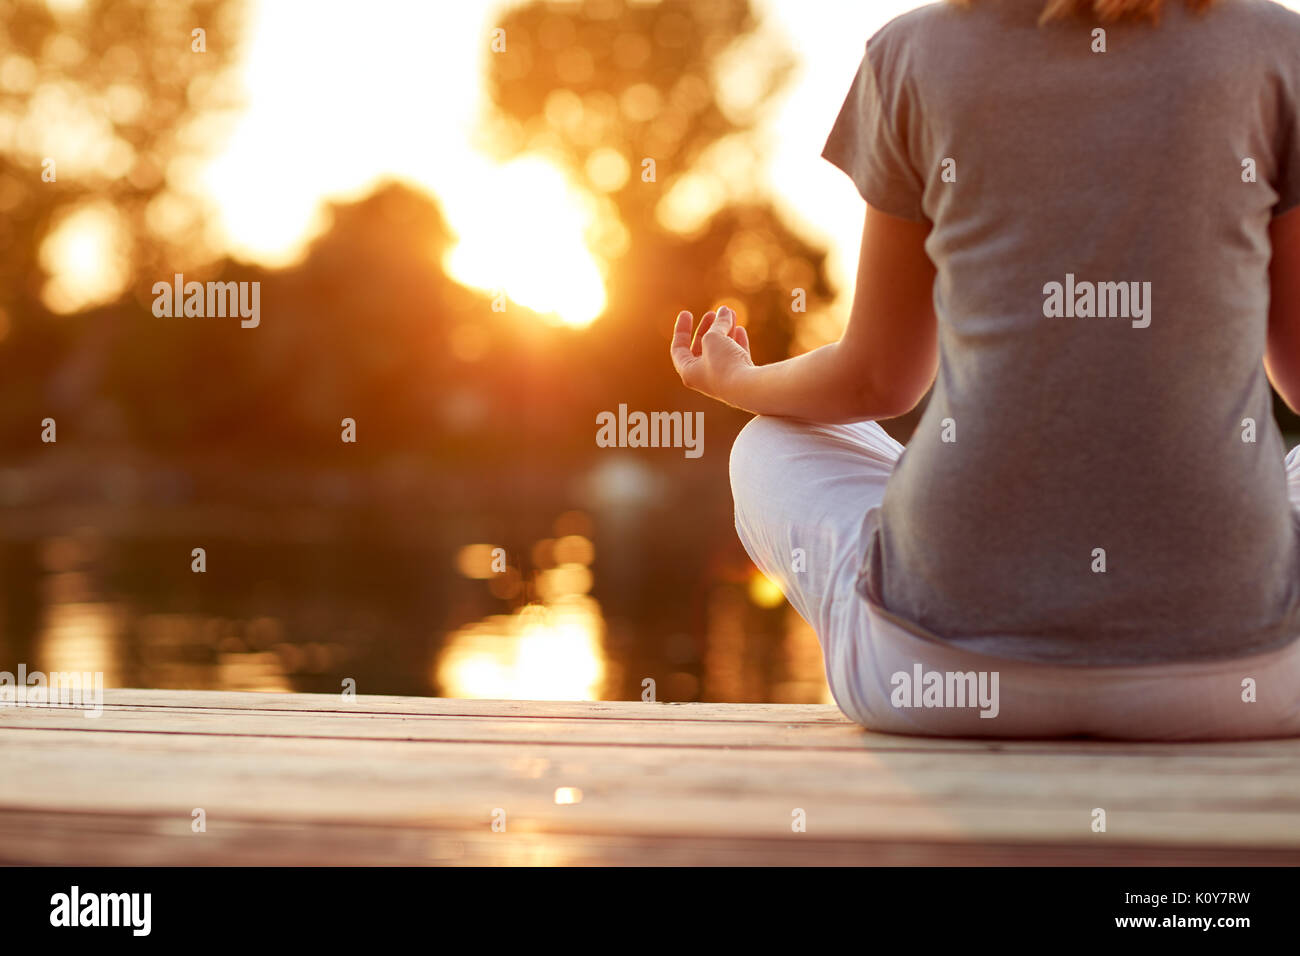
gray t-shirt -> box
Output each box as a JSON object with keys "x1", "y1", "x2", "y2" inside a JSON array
[{"x1": 821, "y1": 0, "x2": 1300, "y2": 664}]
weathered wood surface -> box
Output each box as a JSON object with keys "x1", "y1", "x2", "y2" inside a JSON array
[{"x1": 1, "y1": 689, "x2": 1298, "y2": 865}]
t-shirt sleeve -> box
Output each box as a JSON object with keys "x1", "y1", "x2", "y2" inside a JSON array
[
  {"x1": 1273, "y1": 16, "x2": 1300, "y2": 217},
  {"x1": 1277, "y1": 87, "x2": 1300, "y2": 217},
  {"x1": 820, "y1": 41, "x2": 926, "y2": 222}
]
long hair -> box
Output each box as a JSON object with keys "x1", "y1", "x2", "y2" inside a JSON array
[{"x1": 948, "y1": 0, "x2": 1219, "y2": 24}]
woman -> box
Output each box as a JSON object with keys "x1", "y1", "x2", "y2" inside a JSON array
[{"x1": 670, "y1": 0, "x2": 1300, "y2": 739}]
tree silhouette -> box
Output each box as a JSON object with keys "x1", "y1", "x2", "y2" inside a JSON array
[
  {"x1": 485, "y1": 0, "x2": 836, "y2": 405},
  {"x1": 0, "y1": 0, "x2": 246, "y2": 449}
]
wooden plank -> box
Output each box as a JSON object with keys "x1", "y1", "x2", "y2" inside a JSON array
[
  {"x1": 9, "y1": 725, "x2": 1300, "y2": 810},
  {"x1": 18, "y1": 690, "x2": 1300, "y2": 756},
  {"x1": 3, "y1": 809, "x2": 1298, "y2": 866},
  {"x1": 3, "y1": 728, "x2": 1299, "y2": 846},
  {"x1": 4, "y1": 689, "x2": 1300, "y2": 865},
  {"x1": 0, "y1": 705, "x2": 895, "y2": 750},
  {"x1": 7, "y1": 702, "x2": 1300, "y2": 757},
  {"x1": 94, "y1": 688, "x2": 849, "y2": 722}
]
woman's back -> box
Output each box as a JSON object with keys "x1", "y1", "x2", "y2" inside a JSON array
[{"x1": 823, "y1": 0, "x2": 1300, "y2": 663}]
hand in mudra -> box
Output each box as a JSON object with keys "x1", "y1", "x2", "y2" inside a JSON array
[{"x1": 670, "y1": 306, "x2": 754, "y2": 406}]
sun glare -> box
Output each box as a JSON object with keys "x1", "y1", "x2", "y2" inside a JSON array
[
  {"x1": 200, "y1": 0, "x2": 608, "y2": 329},
  {"x1": 38, "y1": 202, "x2": 129, "y2": 314},
  {"x1": 437, "y1": 599, "x2": 606, "y2": 701},
  {"x1": 442, "y1": 156, "x2": 608, "y2": 328}
]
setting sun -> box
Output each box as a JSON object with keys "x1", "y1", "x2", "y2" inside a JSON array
[
  {"x1": 441, "y1": 156, "x2": 608, "y2": 328},
  {"x1": 197, "y1": 0, "x2": 610, "y2": 328}
]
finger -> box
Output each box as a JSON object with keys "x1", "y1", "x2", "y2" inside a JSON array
[
  {"x1": 732, "y1": 324, "x2": 749, "y2": 352},
  {"x1": 670, "y1": 311, "x2": 696, "y2": 377},
  {"x1": 702, "y1": 319, "x2": 744, "y2": 362},
  {"x1": 671, "y1": 311, "x2": 693, "y2": 349},
  {"x1": 691, "y1": 310, "x2": 717, "y2": 356},
  {"x1": 710, "y1": 305, "x2": 735, "y2": 337}
]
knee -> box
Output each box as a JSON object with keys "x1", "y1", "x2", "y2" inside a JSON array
[
  {"x1": 729, "y1": 414, "x2": 807, "y2": 469},
  {"x1": 730, "y1": 416, "x2": 896, "y2": 487},
  {"x1": 729, "y1": 415, "x2": 791, "y2": 500},
  {"x1": 729, "y1": 416, "x2": 786, "y2": 534},
  {"x1": 729, "y1": 415, "x2": 768, "y2": 475}
]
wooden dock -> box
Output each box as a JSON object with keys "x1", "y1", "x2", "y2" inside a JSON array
[{"x1": 2, "y1": 689, "x2": 1299, "y2": 865}]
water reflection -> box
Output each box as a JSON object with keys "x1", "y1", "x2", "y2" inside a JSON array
[
  {"x1": 437, "y1": 598, "x2": 607, "y2": 701},
  {"x1": 36, "y1": 599, "x2": 121, "y2": 688},
  {"x1": 34, "y1": 534, "x2": 122, "y2": 687},
  {"x1": 0, "y1": 516, "x2": 833, "y2": 705},
  {"x1": 441, "y1": 528, "x2": 606, "y2": 699}
]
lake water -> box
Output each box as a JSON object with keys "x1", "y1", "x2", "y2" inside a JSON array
[{"x1": 0, "y1": 512, "x2": 832, "y2": 706}]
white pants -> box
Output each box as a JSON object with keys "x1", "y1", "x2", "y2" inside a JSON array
[{"x1": 729, "y1": 416, "x2": 1300, "y2": 740}]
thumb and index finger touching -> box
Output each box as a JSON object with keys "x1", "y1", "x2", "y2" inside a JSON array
[{"x1": 670, "y1": 306, "x2": 750, "y2": 381}]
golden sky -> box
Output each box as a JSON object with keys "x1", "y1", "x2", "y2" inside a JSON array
[
  {"x1": 40, "y1": 0, "x2": 1300, "y2": 327},
  {"x1": 198, "y1": 0, "x2": 929, "y2": 326}
]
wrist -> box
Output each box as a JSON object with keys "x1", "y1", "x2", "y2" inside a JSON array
[{"x1": 720, "y1": 362, "x2": 761, "y2": 411}]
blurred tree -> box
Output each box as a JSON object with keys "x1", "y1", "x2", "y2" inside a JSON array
[
  {"x1": 44, "y1": 0, "x2": 845, "y2": 472},
  {"x1": 0, "y1": 0, "x2": 245, "y2": 449},
  {"x1": 484, "y1": 0, "x2": 838, "y2": 407}
]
